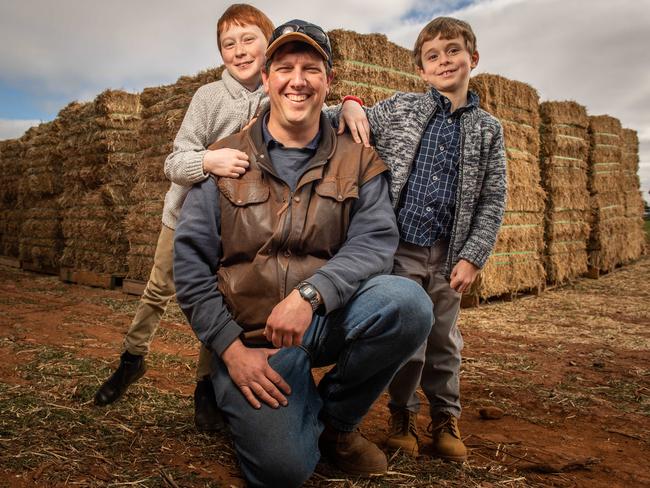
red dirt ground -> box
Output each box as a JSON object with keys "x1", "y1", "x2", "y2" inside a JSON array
[{"x1": 0, "y1": 257, "x2": 648, "y2": 487}]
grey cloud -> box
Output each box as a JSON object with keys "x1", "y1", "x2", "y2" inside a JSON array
[
  {"x1": 0, "y1": 119, "x2": 40, "y2": 141},
  {"x1": 384, "y1": 0, "x2": 650, "y2": 204},
  {"x1": 0, "y1": 0, "x2": 648, "y2": 202}
]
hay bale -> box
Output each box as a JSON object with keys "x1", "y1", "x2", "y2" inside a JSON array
[
  {"x1": 0, "y1": 137, "x2": 27, "y2": 258},
  {"x1": 619, "y1": 128, "x2": 646, "y2": 261},
  {"x1": 58, "y1": 90, "x2": 142, "y2": 274},
  {"x1": 329, "y1": 30, "x2": 419, "y2": 74},
  {"x1": 587, "y1": 115, "x2": 632, "y2": 271},
  {"x1": 326, "y1": 30, "x2": 427, "y2": 107},
  {"x1": 539, "y1": 101, "x2": 590, "y2": 284},
  {"x1": 125, "y1": 68, "x2": 222, "y2": 280},
  {"x1": 18, "y1": 120, "x2": 65, "y2": 270},
  {"x1": 467, "y1": 74, "x2": 546, "y2": 299}
]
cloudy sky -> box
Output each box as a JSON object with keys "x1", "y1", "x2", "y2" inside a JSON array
[{"x1": 1, "y1": 0, "x2": 649, "y2": 204}]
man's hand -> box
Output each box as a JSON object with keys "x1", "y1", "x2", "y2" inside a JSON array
[
  {"x1": 202, "y1": 148, "x2": 250, "y2": 178},
  {"x1": 449, "y1": 259, "x2": 480, "y2": 293},
  {"x1": 337, "y1": 100, "x2": 371, "y2": 147},
  {"x1": 265, "y1": 289, "x2": 313, "y2": 348},
  {"x1": 221, "y1": 339, "x2": 291, "y2": 409}
]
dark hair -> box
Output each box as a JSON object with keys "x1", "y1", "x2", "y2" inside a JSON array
[{"x1": 413, "y1": 17, "x2": 477, "y2": 69}]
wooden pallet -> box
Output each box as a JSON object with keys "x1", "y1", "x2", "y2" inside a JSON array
[
  {"x1": 461, "y1": 284, "x2": 545, "y2": 308},
  {"x1": 122, "y1": 279, "x2": 146, "y2": 296},
  {"x1": 21, "y1": 261, "x2": 59, "y2": 276},
  {"x1": 0, "y1": 256, "x2": 21, "y2": 268},
  {"x1": 59, "y1": 267, "x2": 125, "y2": 290}
]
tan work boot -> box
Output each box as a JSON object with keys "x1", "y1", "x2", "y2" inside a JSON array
[
  {"x1": 385, "y1": 409, "x2": 419, "y2": 457},
  {"x1": 428, "y1": 412, "x2": 467, "y2": 462},
  {"x1": 319, "y1": 424, "x2": 388, "y2": 476}
]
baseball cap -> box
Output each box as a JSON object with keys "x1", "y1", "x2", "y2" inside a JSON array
[{"x1": 266, "y1": 19, "x2": 332, "y2": 69}]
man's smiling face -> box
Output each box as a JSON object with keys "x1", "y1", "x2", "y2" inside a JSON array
[{"x1": 263, "y1": 43, "x2": 331, "y2": 140}]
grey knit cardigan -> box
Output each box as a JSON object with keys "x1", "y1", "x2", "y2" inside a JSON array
[{"x1": 364, "y1": 90, "x2": 507, "y2": 278}]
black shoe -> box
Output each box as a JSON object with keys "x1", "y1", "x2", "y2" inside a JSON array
[
  {"x1": 194, "y1": 376, "x2": 225, "y2": 432},
  {"x1": 94, "y1": 351, "x2": 146, "y2": 406}
]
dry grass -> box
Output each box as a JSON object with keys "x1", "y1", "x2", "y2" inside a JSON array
[{"x1": 1, "y1": 257, "x2": 649, "y2": 486}]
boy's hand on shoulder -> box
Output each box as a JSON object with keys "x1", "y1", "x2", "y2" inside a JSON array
[
  {"x1": 202, "y1": 148, "x2": 250, "y2": 178},
  {"x1": 450, "y1": 259, "x2": 480, "y2": 294},
  {"x1": 338, "y1": 100, "x2": 371, "y2": 147}
]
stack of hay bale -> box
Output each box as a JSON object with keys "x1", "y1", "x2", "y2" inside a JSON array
[
  {"x1": 58, "y1": 90, "x2": 141, "y2": 275},
  {"x1": 0, "y1": 138, "x2": 26, "y2": 259},
  {"x1": 466, "y1": 74, "x2": 546, "y2": 300},
  {"x1": 327, "y1": 30, "x2": 426, "y2": 106},
  {"x1": 19, "y1": 121, "x2": 64, "y2": 272},
  {"x1": 587, "y1": 115, "x2": 627, "y2": 273},
  {"x1": 620, "y1": 128, "x2": 646, "y2": 261},
  {"x1": 539, "y1": 102, "x2": 591, "y2": 284},
  {"x1": 125, "y1": 67, "x2": 222, "y2": 281}
]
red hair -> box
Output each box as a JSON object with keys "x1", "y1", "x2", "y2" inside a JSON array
[{"x1": 217, "y1": 4, "x2": 274, "y2": 52}]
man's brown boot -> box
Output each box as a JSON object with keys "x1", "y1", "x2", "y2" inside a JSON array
[
  {"x1": 385, "y1": 409, "x2": 419, "y2": 456},
  {"x1": 428, "y1": 412, "x2": 467, "y2": 462},
  {"x1": 319, "y1": 424, "x2": 388, "y2": 476}
]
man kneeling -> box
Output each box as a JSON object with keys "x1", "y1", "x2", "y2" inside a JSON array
[{"x1": 173, "y1": 19, "x2": 432, "y2": 487}]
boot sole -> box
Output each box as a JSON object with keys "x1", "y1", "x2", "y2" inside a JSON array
[
  {"x1": 195, "y1": 415, "x2": 226, "y2": 433},
  {"x1": 330, "y1": 459, "x2": 387, "y2": 477},
  {"x1": 320, "y1": 452, "x2": 387, "y2": 477},
  {"x1": 433, "y1": 452, "x2": 468, "y2": 463},
  {"x1": 385, "y1": 439, "x2": 419, "y2": 457}
]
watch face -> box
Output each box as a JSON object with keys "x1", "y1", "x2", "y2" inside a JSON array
[{"x1": 302, "y1": 285, "x2": 315, "y2": 296}]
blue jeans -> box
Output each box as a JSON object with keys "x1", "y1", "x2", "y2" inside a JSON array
[{"x1": 210, "y1": 275, "x2": 432, "y2": 488}]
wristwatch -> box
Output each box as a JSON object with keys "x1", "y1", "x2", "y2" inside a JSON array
[{"x1": 295, "y1": 281, "x2": 322, "y2": 312}]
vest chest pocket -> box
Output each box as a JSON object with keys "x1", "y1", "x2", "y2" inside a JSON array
[
  {"x1": 218, "y1": 171, "x2": 270, "y2": 206},
  {"x1": 314, "y1": 176, "x2": 359, "y2": 202},
  {"x1": 307, "y1": 176, "x2": 359, "y2": 254}
]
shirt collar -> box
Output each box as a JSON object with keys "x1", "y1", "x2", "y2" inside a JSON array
[
  {"x1": 261, "y1": 112, "x2": 321, "y2": 150},
  {"x1": 429, "y1": 87, "x2": 479, "y2": 114}
]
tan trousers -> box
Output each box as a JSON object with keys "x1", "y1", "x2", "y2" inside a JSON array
[
  {"x1": 387, "y1": 240, "x2": 463, "y2": 418},
  {"x1": 123, "y1": 224, "x2": 213, "y2": 379}
]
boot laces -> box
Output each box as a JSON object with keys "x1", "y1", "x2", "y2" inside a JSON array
[
  {"x1": 427, "y1": 414, "x2": 461, "y2": 440},
  {"x1": 390, "y1": 410, "x2": 417, "y2": 437}
]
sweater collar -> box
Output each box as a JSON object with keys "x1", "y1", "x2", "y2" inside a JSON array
[{"x1": 221, "y1": 69, "x2": 265, "y2": 99}]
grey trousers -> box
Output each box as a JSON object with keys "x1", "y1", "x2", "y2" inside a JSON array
[{"x1": 387, "y1": 240, "x2": 463, "y2": 418}]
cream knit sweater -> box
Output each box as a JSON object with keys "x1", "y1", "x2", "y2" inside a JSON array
[{"x1": 161, "y1": 70, "x2": 268, "y2": 229}]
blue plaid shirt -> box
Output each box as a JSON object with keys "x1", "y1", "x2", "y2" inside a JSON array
[{"x1": 397, "y1": 88, "x2": 479, "y2": 247}]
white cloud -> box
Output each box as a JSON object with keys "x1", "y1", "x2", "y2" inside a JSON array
[
  {"x1": 0, "y1": 0, "x2": 417, "y2": 99},
  {"x1": 383, "y1": 0, "x2": 650, "y2": 204},
  {"x1": 0, "y1": 0, "x2": 648, "y2": 202},
  {"x1": 0, "y1": 119, "x2": 40, "y2": 141}
]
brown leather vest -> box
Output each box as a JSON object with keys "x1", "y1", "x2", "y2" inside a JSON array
[{"x1": 208, "y1": 112, "x2": 387, "y2": 334}]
